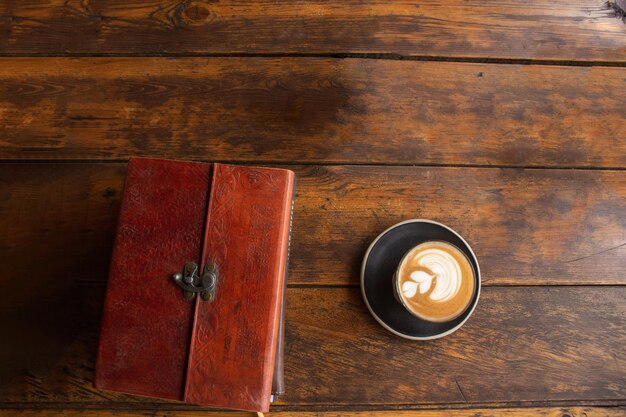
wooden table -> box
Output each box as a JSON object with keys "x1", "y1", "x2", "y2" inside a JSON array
[{"x1": 1, "y1": 1, "x2": 625, "y2": 416}]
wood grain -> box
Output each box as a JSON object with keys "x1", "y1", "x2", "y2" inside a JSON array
[
  {"x1": 1, "y1": 285, "x2": 624, "y2": 406},
  {"x1": 1, "y1": 58, "x2": 625, "y2": 167},
  {"x1": 0, "y1": 1, "x2": 625, "y2": 60},
  {"x1": 1, "y1": 408, "x2": 624, "y2": 417},
  {"x1": 1, "y1": 164, "x2": 624, "y2": 287},
  {"x1": 294, "y1": 165, "x2": 626, "y2": 285},
  {"x1": 1, "y1": 1, "x2": 624, "y2": 414}
]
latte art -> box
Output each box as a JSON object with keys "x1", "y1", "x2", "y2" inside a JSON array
[
  {"x1": 401, "y1": 248, "x2": 463, "y2": 302},
  {"x1": 396, "y1": 241, "x2": 475, "y2": 322}
]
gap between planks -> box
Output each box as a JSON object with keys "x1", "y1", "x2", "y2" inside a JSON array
[
  {"x1": 0, "y1": 160, "x2": 625, "y2": 172},
  {"x1": 0, "y1": 53, "x2": 626, "y2": 68},
  {"x1": 0, "y1": 402, "x2": 625, "y2": 411}
]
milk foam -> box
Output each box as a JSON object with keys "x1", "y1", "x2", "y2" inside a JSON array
[
  {"x1": 401, "y1": 248, "x2": 463, "y2": 303},
  {"x1": 397, "y1": 241, "x2": 475, "y2": 322}
]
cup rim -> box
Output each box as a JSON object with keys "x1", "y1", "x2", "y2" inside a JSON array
[
  {"x1": 393, "y1": 240, "x2": 477, "y2": 323},
  {"x1": 360, "y1": 219, "x2": 482, "y2": 340}
]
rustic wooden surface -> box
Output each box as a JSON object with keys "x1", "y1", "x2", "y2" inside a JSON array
[
  {"x1": 1, "y1": 1, "x2": 626, "y2": 60},
  {"x1": 1, "y1": 59, "x2": 625, "y2": 167},
  {"x1": 1, "y1": 409, "x2": 625, "y2": 417},
  {"x1": 0, "y1": 0, "x2": 625, "y2": 416},
  {"x1": 2, "y1": 164, "x2": 626, "y2": 287},
  {"x1": 2, "y1": 286, "x2": 625, "y2": 405}
]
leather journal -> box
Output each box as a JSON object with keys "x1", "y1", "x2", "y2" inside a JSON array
[{"x1": 94, "y1": 158, "x2": 295, "y2": 413}]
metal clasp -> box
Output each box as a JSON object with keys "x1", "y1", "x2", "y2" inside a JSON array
[{"x1": 172, "y1": 261, "x2": 218, "y2": 301}]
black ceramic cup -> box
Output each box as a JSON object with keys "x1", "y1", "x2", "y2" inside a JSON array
[{"x1": 361, "y1": 219, "x2": 481, "y2": 340}]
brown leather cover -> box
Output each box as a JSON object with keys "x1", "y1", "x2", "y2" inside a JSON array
[{"x1": 94, "y1": 158, "x2": 294, "y2": 412}]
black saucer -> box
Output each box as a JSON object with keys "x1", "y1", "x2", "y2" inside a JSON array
[{"x1": 361, "y1": 219, "x2": 481, "y2": 340}]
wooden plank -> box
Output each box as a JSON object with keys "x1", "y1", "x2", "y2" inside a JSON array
[
  {"x1": 1, "y1": 58, "x2": 625, "y2": 167},
  {"x1": 1, "y1": 164, "x2": 625, "y2": 286},
  {"x1": 1, "y1": 408, "x2": 624, "y2": 417},
  {"x1": 1, "y1": 286, "x2": 624, "y2": 405},
  {"x1": 294, "y1": 165, "x2": 626, "y2": 285},
  {"x1": 284, "y1": 288, "x2": 625, "y2": 405},
  {"x1": 0, "y1": 1, "x2": 625, "y2": 60}
]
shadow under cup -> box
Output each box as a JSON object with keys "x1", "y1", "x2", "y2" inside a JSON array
[{"x1": 361, "y1": 220, "x2": 481, "y2": 340}]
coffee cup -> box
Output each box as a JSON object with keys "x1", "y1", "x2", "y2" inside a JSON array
[
  {"x1": 361, "y1": 219, "x2": 481, "y2": 340},
  {"x1": 392, "y1": 240, "x2": 476, "y2": 323}
]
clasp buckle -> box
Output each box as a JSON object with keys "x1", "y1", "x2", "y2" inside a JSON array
[{"x1": 172, "y1": 261, "x2": 218, "y2": 301}]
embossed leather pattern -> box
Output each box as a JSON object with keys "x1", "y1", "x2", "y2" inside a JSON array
[
  {"x1": 94, "y1": 158, "x2": 294, "y2": 413},
  {"x1": 185, "y1": 164, "x2": 293, "y2": 412},
  {"x1": 94, "y1": 158, "x2": 210, "y2": 400}
]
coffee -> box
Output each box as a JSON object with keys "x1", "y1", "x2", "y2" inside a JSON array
[{"x1": 395, "y1": 241, "x2": 475, "y2": 322}]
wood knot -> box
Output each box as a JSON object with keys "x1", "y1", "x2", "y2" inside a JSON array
[
  {"x1": 184, "y1": 4, "x2": 211, "y2": 22},
  {"x1": 102, "y1": 187, "x2": 116, "y2": 199},
  {"x1": 607, "y1": 0, "x2": 626, "y2": 22}
]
